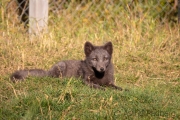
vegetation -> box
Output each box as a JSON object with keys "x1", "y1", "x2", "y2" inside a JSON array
[{"x1": 0, "y1": 0, "x2": 180, "y2": 119}]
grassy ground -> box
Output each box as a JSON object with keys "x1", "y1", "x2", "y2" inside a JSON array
[{"x1": 0, "y1": 1, "x2": 180, "y2": 119}]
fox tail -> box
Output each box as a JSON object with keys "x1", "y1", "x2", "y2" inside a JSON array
[{"x1": 11, "y1": 69, "x2": 48, "y2": 82}]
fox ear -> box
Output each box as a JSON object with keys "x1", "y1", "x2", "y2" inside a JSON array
[
  {"x1": 84, "y1": 41, "x2": 94, "y2": 56},
  {"x1": 103, "y1": 42, "x2": 113, "y2": 55}
]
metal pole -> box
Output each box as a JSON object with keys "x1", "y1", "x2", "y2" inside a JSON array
[
  {"x1": 178, "y1": 0, "x2": 180, "y2": 23},
  {"x1": 29, "y1": 0, "x2": 48, "y2": 35}
]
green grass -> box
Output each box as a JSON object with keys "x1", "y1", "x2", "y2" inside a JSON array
[
  {"x1": 1, "y1": 77, "x2": 180, "y2": 119},
  {"x1": 0, "y1": 1, "x2": 180, "y2": 119}
]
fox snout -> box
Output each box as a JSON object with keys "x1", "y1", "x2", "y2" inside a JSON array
[
  {"x1": 95, "y1": 63, "x2": 107, "y2": 73},
  {"x1": 100, "y1": 67, "x2": 105, "y2": 72}
]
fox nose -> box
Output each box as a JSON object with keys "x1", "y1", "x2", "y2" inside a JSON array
[{"x1": 100, "y1": 67, "x2": 104, "y2": 72}]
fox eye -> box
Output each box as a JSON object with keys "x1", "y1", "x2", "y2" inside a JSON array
[
  {"x1": 92, "y1": 58, "x2": 97, "y2": 61},
  {"x1": 104, "y1": 57, "x2": 108, "y2": 61}
]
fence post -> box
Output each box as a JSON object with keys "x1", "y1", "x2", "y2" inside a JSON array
[
  {"x1": 29, "y1": 0, "x2": 48, "y2": 35},
  {"x1": 178, "y1": 0, "x2": 180, "y2": 23}
]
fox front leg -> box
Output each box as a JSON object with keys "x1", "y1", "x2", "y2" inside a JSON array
[
  {"x1": 108, "y1": 83, "x2": 123, "y2": 91},
  {"x1": 83, "y1": 80, "x2": 105, "y2": 90}
]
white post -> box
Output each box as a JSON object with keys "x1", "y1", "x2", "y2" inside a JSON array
[{"x1": 29, "y1": 0, "x2": 48, "y2": 35}]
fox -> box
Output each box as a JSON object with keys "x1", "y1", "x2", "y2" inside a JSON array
[{"x1": 11, "y1": 41, "x2": 122, "y2": 90}]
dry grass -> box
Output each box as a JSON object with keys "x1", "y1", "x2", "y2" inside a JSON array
[{"x1": 1, "y1": 14, "x2": 179, "y2": 85}]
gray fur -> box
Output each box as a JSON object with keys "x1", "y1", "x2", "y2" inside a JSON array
[{"x1": 11, "y1": 41, "x2": 122, "y2": 90}]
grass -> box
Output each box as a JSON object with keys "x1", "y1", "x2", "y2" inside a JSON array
[{"x1": 0, "y1": 1, "x2": 180, "y2": 119}]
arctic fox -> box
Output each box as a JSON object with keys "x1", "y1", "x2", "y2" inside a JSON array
[{"x1": 11, "y1": 41, "x2": 122, "y2": 90}]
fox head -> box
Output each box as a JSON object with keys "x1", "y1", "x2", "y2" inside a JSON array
[{"x1": 84, "y1": 41, "x2": 113, "y2": 73}]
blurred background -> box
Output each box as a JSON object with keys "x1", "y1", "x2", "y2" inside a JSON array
[{"x1": 2, "y1": 0, "x2": 179, "y2": 30}]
